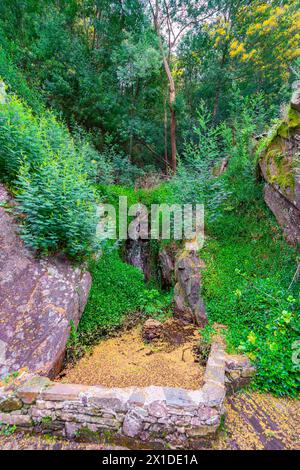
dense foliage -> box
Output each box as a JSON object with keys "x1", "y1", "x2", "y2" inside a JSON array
[
  {"x1": 203, "y1": 204, "x2": 299, "y2": 397},
  {"x1": 0, "y1": 1, "x2": 299, "y2": 167},
  {"x1": 0, "y1": 1, "x2": 299, "y2": 397}
]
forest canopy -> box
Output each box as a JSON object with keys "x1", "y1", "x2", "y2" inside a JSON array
[{"x1": 0, "y1": 0, "x2": 299, "y2": 172}]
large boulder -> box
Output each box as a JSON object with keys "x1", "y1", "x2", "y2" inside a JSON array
[
  {"x1": 258, "y1": 82, "x2": 300, "y2": 244},
  {"x1": 0, "y1": 185, "x2": 91, "y2": 379}
]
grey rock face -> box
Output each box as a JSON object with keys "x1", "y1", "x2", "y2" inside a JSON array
[
  {"x1": 0, "y1": 184, "x2": 91, "y2": 379},
  {"x1": 159, "y1": 246, "x2": 175, "y2": 288},
  {"x1": 174, "y1": 251, "x2": 207, "y2": 327},
  {"x1": 264, "y1": 184, "x2": 300, "y2": 245}
]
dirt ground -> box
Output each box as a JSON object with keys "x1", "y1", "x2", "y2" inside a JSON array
[
  {"x1": 58, "y1": 321, "x2": 204, "y2": 389},
  {"x1": 0, "y1": 392, "x2": 299, "y2": 450}
]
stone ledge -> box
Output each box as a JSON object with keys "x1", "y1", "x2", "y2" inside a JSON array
[{"x1": 0, "y1": 339, "x2": 254, "y2": 449}]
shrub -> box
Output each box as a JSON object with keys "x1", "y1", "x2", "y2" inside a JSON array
[
  {"x1": 0, "y1": 96, "x2": 46, "y2": 181},
  {"x1": 16, "y1": 153, "x2": 97, "y2": 258},
  {"x1": 0, "y1": 93, "x2": 98, "y2": 258},
  {"x1": 0, "y1": 36, "x2": 43, "y2": 112},
  {"x1": 169, "y1": 102, "x2": 226, "y2": 209}
]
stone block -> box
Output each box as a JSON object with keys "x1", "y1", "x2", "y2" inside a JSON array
[
  {"x1": 201, "y1": 382, "x2": 225, "y2": 407},
  {"x1": 122, "y1": 410, "x2": 144, "y2": 437},
  {"x1": 0, "y1": 395, "x2": 23, "y2": 412},
  {"x1": 65, "y1": 421, "x2": 81, "y2": 438},
  {"x1": 40, "y1": 383, "x2": 90, "y2": 401},
  {"x1": 17, "y1": 376, "x2": 51, "y2": 404},
  {"x1": 163, "y1": 387, "x2": 194, "y2": 408},
  {"x1": 204, "y1": 365, "x2": 225, "y2": 385},
  {"x1": 186, "y1": 424, "x2": 219, "y2": 438},
  {"x1": 0, "y1": 412, "x2": 32, "y2": 426},
  {"x1": 147, "y1": 400, "x2": 168, "y2": 418}
]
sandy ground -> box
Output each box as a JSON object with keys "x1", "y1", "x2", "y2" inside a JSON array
[
  {"x1": 0, "y1": 392, "x2": 299, "y2": 450},
  {"x1": 58, "y1": 322, "x2": 204, "y2": 389}
]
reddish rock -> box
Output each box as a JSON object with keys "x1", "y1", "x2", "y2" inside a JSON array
[
  {"x1": 159, "y1": 245, "x2": 176, "y2": 288},
  {"x1": 0, "y1": 185, "x2": 91, "y2": 379},
  {"x1": 258, "y1": 83, "x2": 300, "y2": 245},
  {"x1": 264, "y1": 184, "x2": 300, "y2": 245},
  {"x1": 174, "y1": 251, "x2": 207, "y2": 327}
]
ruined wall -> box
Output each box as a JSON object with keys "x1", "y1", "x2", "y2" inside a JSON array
[
  {"x1": 0, "y1": 341, "x2": 254, "y2": 448},
  {"x1": 259, "y1": 82, "x2": 300, "y2": 244}
]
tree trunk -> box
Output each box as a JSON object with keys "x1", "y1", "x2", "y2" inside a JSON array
[
  {"x1": 152, "y1": 1, "x2": 177, "y2": 173},
  {"x1": 170, "y1": 106, "x2": 177, "y2": 172},
  {"x1": 161, "y1": 46, "x2": 177, "y2": 172},
  {"x1": 164, "y1": 96, "x2": 169, "y2": 173}
]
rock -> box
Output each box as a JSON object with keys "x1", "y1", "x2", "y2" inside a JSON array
[
  {"x1": 173, "y1": 251, "x2": 207, "y2": 327},
  {"x1": 147, "y1": 401, "x2": 168, "y2": 418},
  {"x1": 122, "y1": 410, "x2": 144, "y2": 437},
  {"x1": 40, "y1": 383, "x2": 90, "y2": 402},
  {"x1": 0, "y1": 412, "x2": 32, "y2": 427},
  {"x1": 17, "y1": 376, "x2": 51, "y2": 404},
  {"x1": 264, "y1": 184, "x2": 300, "y2": 245},
  {"x1": 0, "y1": 184, "x2": 91, "y2": 379},
  {"x1": 258, "y1": 84, "x2": 300, "y2": 245},
  {"x1": 124, "y1": 239, "x2": 151, "y2": 281},
  {"x1": 291, "y1": 80, "x2": 300, "y2": 112},
  {"x1": 159, "y1": 245, "x2": 176, "y2": 288},
  {"x1": 142, "y1": 319, "x2": 163, "y2": 342},
  {"x1": 65, "y1": 422, "x2": 81, "y2": 438},
  {"x1": 224, "y1": 353, "x2": 256, "y2": 393},
  {"x1": 0, "y1": 395, "x2": 23, "y2": 412}
]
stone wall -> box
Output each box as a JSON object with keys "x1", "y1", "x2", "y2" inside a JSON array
[{"x1": 0, "y1": 341, "x2": 254, "y2": 448}]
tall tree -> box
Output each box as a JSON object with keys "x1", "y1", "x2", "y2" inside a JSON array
[{"x1": 146, "y1": 1, "x2": 217, "y2": 172}]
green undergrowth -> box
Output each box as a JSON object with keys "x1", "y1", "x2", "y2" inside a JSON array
[
  {"x1": 97, "y1": 182, "x2": 174, "y2": 208},
  {"x1": 202, "y1": 201, "x2": 300, "y2": 397},
  {"x1": 76, "y1": 247, "x2": 172, "y2": 344}
]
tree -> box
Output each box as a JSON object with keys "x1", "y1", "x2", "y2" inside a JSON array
[
  {"x1": 227, "y1": 1, "x2": 300, "y2": 93},
  {"x1": 146, "y1": 1, "x2": 219, "y2": 172}
]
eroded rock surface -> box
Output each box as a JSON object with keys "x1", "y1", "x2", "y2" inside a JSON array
[
  {"x1": 174, "y1": 250, "x2": 207, "y2": 327},
  {"x1": 259, "y1": 81, "x2": 300, "y2": 244},
  {"x1": 159, "y1": 245, "x2": 176, "y2": 289},
  {"x1": 0, "y1": 185, "x2": 91, "y2": 379}
]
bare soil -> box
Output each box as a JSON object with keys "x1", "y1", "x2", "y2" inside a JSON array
[{"x1": 58, "y1": 320, "x2": 204, "y2": 389}]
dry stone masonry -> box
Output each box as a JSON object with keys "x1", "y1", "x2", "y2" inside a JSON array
[{"x1": 0, "y1": 340, "x2": 255, "y2": 448}]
